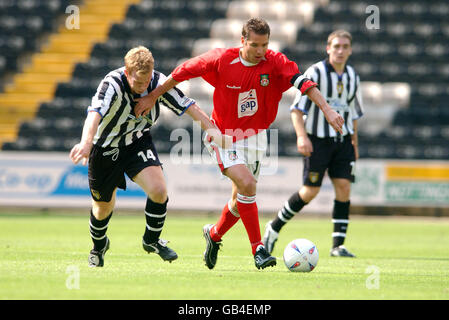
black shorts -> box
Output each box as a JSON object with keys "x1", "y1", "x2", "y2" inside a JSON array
[
  {"x1": 88, "y1": 131, "x2": 161, "y2": 202},
  {"x1": 302, "y1": 134, "x2": 356, "y2": 187}
]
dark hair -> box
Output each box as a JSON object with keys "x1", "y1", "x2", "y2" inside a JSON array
[{"x1": 242, "y1": 18, "x2": 270, "y2": 40}]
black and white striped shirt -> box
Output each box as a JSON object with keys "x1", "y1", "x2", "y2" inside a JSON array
[
  {"x1": 290, "y1": 59, "x2": 364, "y2": 138},
  {"x1": 88, "y1": 67, "x2": 195, "y2": 148}
]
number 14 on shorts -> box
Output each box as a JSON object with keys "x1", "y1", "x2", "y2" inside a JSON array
[{"x1": 138, "y1": 149, "x2": 156, "y2": 162}]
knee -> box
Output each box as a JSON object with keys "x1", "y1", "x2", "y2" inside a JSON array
[
  {"x1": 92, "y1": 201, "x2": 114, "y2": 220},
  {"x1": 148, "y1": 184, "x2": 168, "y2": 203},
  {"x1": 237, "y1": 176, "x2": 257, "y2": 196},
  {"x1": 299, "y1": 186, "x2": 320, "y2": 203},
  {"x1": 335, "y1": 184, "x2": 351, "y2": 201}
]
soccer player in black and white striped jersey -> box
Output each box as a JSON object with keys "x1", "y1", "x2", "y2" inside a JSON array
[
  {"x1": 70, "y1": 46, "x2": 230, "y2": 267},
  {"x1": 263, "y1": 30, "x2": 364, "y2": 257}
]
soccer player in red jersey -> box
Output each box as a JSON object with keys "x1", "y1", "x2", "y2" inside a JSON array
[{"x1": 135, "y1": 18, "x2": 344, "y2": 270}]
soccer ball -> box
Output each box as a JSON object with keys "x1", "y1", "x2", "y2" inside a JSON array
[{"x1": 283, "y1": 238, "x2": 319, "y2": 272}]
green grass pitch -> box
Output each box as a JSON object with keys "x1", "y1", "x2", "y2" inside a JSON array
[{"x1": 0, "y1": 212, "x2": 448, "y2": 300}]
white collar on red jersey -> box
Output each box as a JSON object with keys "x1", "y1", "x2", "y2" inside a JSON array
[{"x1": 237, "y1": 49, "x2": 266, "y2": 66}]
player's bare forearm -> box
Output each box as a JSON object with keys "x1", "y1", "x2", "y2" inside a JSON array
[
  {"x1": 186, "y1": 104, "x2": 233, "y2": 149},
  {"x1": 291, "y1": 109, "x2": 313, "y2": 157},
  {"x1": 291, "y1": 109, "x2": 307, "y2": 138},
  {"x1": 154, "y1": 75, "x2": 179, "y2": 98},
  {"x1": 306, "y1": 87, "x2": 344, "y2": 133},
  {"x1": 70, "y1": 111, "x2": 100, "y2": 165},
  {"x1": 80, "y1": 111, "x2": 101, "y2": 145},
  {"x1": 186, "y1": 103, "x2": 214, "y2": 131},
  {"x1": 135, "y1": 75, "x2": 180, "y2": 117},
  {"x1": 351, "y1": 119, "x2": 358, "y2": 146}
]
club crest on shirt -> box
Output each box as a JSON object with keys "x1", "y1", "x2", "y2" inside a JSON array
[
  {"x1": 228, "y1": 150, "x2": 238, "y2": 161},
  {"x1": 260, "y1": 74, "x2": 269, "y2": 87},
  {"x1": 337, "y1": 80, "x2": 344, "y2": 95},
  {"x1": 309, "y1": 172, "x2": 320, "y2": 183}
]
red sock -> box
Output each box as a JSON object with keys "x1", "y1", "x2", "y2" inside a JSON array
[
  {"x1": 236, "y1": 193, "x2": 263, "y2": 255},
  {"x1": 210, "y1": 202, "x2": 240, "y2": 242}
]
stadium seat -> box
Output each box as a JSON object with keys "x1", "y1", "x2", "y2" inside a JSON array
[
  {"x1": 2, "y1": 0, "x2": 234, "y2": 152},
  {"x1": 277, "y1": 0, "x2": 449, "y2": 160},
  {"x1": 0, "y1": 0, "x2": 72, "y2": 77},
  {"x1": 2, "y1": 0, "x2": 447, "y2": 161},
  {"x1": 226, "y1": 1, "x2": 315, "y2": 25},
  {"x1": 361, "y1": 143, "x2": 397, "y2": 159}
]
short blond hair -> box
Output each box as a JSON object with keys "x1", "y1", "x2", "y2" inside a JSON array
[
  {"x1": 124, "y1": 46, "x2": 154, "y2": 75},
  {"x1": 327, "y1": 30, "x2": 352, "y2": 45}
]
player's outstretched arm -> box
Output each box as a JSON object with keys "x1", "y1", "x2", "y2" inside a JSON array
[
  {"x1": 185, "y1": 103, "x2": 233, "y2": 149},
  {"x1": 305, "y1": 87, "x2": 344, "y2": 134},
  {"x1": 69, "y1": 111, "x2": 101, "y2": 165},
  {"x1": 135, "y1": 75, "x2": 180, "y2": 117}
]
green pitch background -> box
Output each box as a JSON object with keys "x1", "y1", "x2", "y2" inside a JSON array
[{"x1": 0, "y1": 212, "x2": 448, "y2": 300}]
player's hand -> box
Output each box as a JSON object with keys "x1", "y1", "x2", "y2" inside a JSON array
[
  {"x1": 134, "y1": 93, "x2": 157, "y2": 117},
  {"x1": 297, "y1": 135, "x2": 313, "y2": 157},
  {"x1": 206, "y1": 128, "x2": 234, "y2": 149},
  {"x1": 324, "y1": 109, "x2": 344, "y2": 134},
  {"x1": 69, "y1": 141, "x2": 92, "y2": 165}
]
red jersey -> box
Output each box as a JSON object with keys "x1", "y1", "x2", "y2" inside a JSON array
[{"x1": 171, "y1": 47, "x2": 317, "y2": 140}]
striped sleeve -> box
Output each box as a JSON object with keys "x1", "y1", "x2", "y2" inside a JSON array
[
  {"x1": 289, "y1": 66, "x2": 318, "y2": 114},
  {"x1": 290, "y1": 74, "x2": 317, "y2": 94},
  {"x1": 156, "y1": 72, "x2": 195, "y2": 116},
  {"x1": 87, "y1": 76, "x2": 118, "y2": 117}
]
